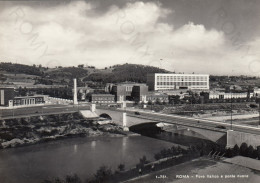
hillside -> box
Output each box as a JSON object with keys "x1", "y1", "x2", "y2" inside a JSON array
[
  {"x1": 0, "y1": 62, "x2": 43, "y2": 76},
  {"x1": 1, "y1": 63, "x2": 170, "y2": 86},
  {"x1": 83, "y1": 63, "x2": 170, "y2": 83}
]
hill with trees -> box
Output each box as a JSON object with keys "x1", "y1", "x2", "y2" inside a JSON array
[
  {"x1": 84, "y1": 63, "x2": 169, "y2": 83},
  {"x1": 0, "y1": 62, "x2": 44, "y2": 76}
]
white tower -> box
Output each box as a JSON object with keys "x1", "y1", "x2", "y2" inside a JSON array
[{"x1": 73, "y1": 78, "x2": 78, "y2": 105}]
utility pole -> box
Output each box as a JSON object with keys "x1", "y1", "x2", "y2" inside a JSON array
[
  {"x1": 258, "y1": 100, "x2": 260, "y2": 126},
  {"x1": 230, "y1": 93, "x2": 233, "y2": 130}
]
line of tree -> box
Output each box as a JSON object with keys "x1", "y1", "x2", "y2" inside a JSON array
[{"x1": 226, "y1": 143, "x2": 260, "y2": 159}]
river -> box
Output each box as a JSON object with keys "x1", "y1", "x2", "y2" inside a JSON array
[{"x1": 0, "y1": 135, "x2": 176, "y2": 183}]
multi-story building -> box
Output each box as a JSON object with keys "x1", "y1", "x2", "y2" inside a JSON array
[
  {"x1": 90, "y1": 94, "x2": 115, "y2": 103},
  {"x1": 131, "y1": 85, "x2": 148, "y2": 102},
  {"x1": 111, "y1": 83, "x2": 148, "y2": 102},
  {"x1": 147, "y1": 73, "x2": 209, "y2": 91}
]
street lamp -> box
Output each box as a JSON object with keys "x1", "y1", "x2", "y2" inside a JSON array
[
  {"x1": 258, "y1": 100, "x2": 260, "y2": 126},
  {"x1": 230, "y1": 93, "x2": 233, "y2": 130},
  {"x1": 256, "y1": 97, "x2": 260, "y2": 126}
]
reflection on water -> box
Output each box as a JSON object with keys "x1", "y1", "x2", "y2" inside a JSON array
[
  {"x1": 130, "y1": 123, "x2": 217, "y2": 147},
  {"x1": 74, "y1": 144, "x2": 78, "y2": 153},
  {"x1": 91, "y1": 140, "x2": 96, "y2": 148},
  {"x1": 0, "y1": 136, "x2": 175, "y2": 183}
]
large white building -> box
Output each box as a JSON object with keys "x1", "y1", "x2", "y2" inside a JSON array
[{"x1": 147, "y1": 73, "x2": 209, "y2": 91}]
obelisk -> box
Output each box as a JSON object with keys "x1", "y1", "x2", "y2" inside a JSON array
[{"x1": 73, "y1": 78, "x2": 78, "y2": 105}]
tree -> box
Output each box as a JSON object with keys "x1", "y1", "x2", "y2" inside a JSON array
[
  {"x1": 257, "y1": 146, "x2": 260, "y2": 159},
  {"x1": 226, "y1": 148, "x2": 234, "y2": 158},
  {"x1": 240, "y1": 143, "x2": 248, "y2": 156},
  {"x1": 252, "y1": 149, "x2": 258, "y2": 159},
  {"x1": 155, "y1": 98, "x2": 162, "y2": 105},
  {"x1": 137, "y1": 155, "x2": 149, "y2": 168},
  {"x1": 118, "y1": 164, "x2": 125, "y2": 171},
  {"x1": 65, "y1": 174, "x2": 82, "y2": 183},
  {"x1": 154, "y1": 153, "x2": 161, "y2": 160},
  {"x1": 233, "y1": 144, "x2": 240, "y2": 156},
  {"x1": 139, "y1": 155, "x2": 149, "y2": 165},
  {"x1": 94, "y1": 166, "x2": 112, "y2": 183},
  {"x1": 246, "y1": 145, "x2": 254, "y2": 157}
]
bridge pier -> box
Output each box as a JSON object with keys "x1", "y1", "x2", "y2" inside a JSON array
[
  {"x1": 123, "y1": 112, "x2": 129, "y2": 131},
  {"x1": 90, "y1": 104, "x2": 96, "y2": 112}
]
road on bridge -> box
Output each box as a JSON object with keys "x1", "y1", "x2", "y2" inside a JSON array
[{"x1": 113, "y1": 108, "x2": 260, "y2": 135}]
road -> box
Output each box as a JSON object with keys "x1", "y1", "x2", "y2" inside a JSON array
[
  {"x1": 2, "y1": 104, "x2": 260, "y2": 135},
  {"x1": 0, "y1": 104, "x2": 90, "y2": 119},
  {"x1": 116, "y1": 108, "x2": 260, "y2": 135}
]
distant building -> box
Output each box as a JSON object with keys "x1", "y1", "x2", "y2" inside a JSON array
[
  {"x1": 227, "y1": 85, "x2": 242, "y2": 92},
  {"x1": 105, "y1": 83, "x2": 115, "y2": 93},
  {"x1": 254, "y1": 88, "x2": 260, "y2": 97},
  {"x1": 111, "y1": 83, "x2": 148, "y2": 102},
  {"x1": 75, "y1": 86, "x2": 95, "y2": 101},
  {"x1": 90, "y1": 94, "x2": 115, "y2": 103},
  {"x1": 0, "y1": 88, "x2": 15, "y2": 106},
  {"x1": 147, "y1": 73, "x2": 209, "y2": 91},
  {"x1": 12, "y1": 95, "x2": 46, "y2": 106},
  {"x1": 0, "y1": 87, "x2": 46, "y2": 107},
  {"x1": 147, "y1": 93, "x2": 169, "y2": 103},
  {"x1": 201, "y1": 91, "x2": 253, "y2": 100},
  {"x1": 131, "y1": 85, "x2": 148, "y2": 102}
]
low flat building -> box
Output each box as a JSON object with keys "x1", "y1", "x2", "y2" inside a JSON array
[
  {"x1": 0, "y1": 87, "x2": 47, "y2": 107},
  {"x1": 201, "y1": 91, "x2": 253, "y2": 100},
  {"x1": 147, "y1": 93, "x2": 169, "y2": 103},
  {"x1": 12, "y1": 95, "x2": 46, "y2": 106},
  {"x1": 90, "y1": 94, "x2": 115, "y2": 103}
]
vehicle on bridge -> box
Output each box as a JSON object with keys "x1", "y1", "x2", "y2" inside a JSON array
[{"x1": 215, "y1": 125, "x2": 226, "y2": 129}]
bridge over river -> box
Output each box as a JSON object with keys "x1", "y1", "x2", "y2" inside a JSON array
[{"x1": 90, "y1": 104, "x2": 260, "y2": 148}]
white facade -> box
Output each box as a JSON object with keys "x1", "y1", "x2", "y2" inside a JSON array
[
  {"x1": 254, "y1": 88, "x2": 260, "y2": 97},
  {"x1": 209, "y1": 92, "x2": 253, "y2": 99},
  {"x1": 147, "y1": 73, "x2": 209, "y2": 91}
]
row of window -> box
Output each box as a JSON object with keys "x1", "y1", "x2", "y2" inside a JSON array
[
  {"x1": 13, "y1": 98, "x2": 43, "y2": 103},
  {"x1": 92, "y1": 97, "x2": 115, "y2": 101},
  {"x1": 157, "y1": 78, "x2": 207, "y2": 82},
  {"x1": 157, "y1": 82, "x2": 208, "y2": 86},
  {"x1": 156, "y1": 76, "x2": 207, "y2": 81}
]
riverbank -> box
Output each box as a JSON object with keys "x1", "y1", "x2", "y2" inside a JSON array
[{"x1": 0, "y1": 112, "x2": 127, "y2": 149}]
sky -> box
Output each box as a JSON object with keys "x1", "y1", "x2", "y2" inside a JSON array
[{"x1": 0, "y1": 0, "x2": 260, "y2": 75}]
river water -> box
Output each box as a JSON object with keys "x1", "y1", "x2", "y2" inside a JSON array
[{"x1": 0, "y1": 135, "x2": 176, "y2": 183}]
